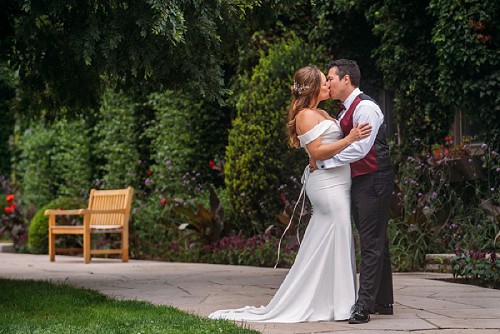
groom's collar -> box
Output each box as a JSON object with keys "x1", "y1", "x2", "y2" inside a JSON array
[{"x1": 343, "y1": 88, "x2": 362, "y2": 110}]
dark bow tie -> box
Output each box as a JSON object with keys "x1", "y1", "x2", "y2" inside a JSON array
[{"x1": 337, "y1": 104, "x2": 346, "y2": 120}]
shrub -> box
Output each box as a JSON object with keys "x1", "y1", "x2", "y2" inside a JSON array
[
  {"x1": 452, "y1": 249, "x2": 499, "y2": 289},
  {"x1": 51, "y1": 118, "x2": 92, "y2": 198},
  {"x1": 128, "y1": 194, "x2": 185, "y2": 260},
  {"x1": 16, "y1": 124, "x2": 55, "y2": 209},
  {"x1": 28, "y1": 197, "x2": 87, "y2": 254},
  {"x1": 145, "y1": 91, "x2": 229, "y2": 198},
  {"x1": 14, "y1": 117, "x2": 93, "y2": 211},
  {"x1": 389, "y1": 141, "x2": 500, "y2": 271},
  {"x1": 225, "y1": 34, "x2": 327, "y2": 232},
  {"x1": 201, "y1": 231, "x2": 298, "y2": 268},
  {"x1": 167, "y1": 184, "x2": 225, "y2": 247},
  {"x1": 95, "y1": 88, "x2": 140, "y2": 189}
]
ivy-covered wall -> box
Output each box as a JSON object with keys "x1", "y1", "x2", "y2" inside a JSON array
[
  {"x1": 368, "y1": 0, "x2": 499, "y2": 152},
  {"x1": 429, "y1": 0, "x2": 499, "y2": 148}
]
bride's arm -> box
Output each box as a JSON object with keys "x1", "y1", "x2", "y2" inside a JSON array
[{"x1": 305, "y1": 123, "x2": 371, "y2": 161}]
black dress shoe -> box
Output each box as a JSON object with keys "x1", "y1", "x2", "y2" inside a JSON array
[
  {"x1": 348, "y1": 303, "x2": 370, "y2": 324},
  {"x1": 374, "y1": 304, "x2": 393, "y2": 315}
]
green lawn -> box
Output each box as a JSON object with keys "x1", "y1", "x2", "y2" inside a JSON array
[{"x1": 0, "y1": 278, "x2": 259, "y2": 334}]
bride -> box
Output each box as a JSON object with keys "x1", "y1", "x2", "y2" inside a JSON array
[{"x1": 209, "y1": 65, "x2": 371, "y2": 323}]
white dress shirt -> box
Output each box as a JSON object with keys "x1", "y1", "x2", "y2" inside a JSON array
[{"x1": 318, "y1": 88, "x2": 384, "y2": 169}]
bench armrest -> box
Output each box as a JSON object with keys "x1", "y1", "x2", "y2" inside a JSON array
[
  {"x1": 45, "y1": 209, "x2": 127, "y2": 216},
  {"x1": 44, "y1": 209, "x2": 85, "y2": 216}
]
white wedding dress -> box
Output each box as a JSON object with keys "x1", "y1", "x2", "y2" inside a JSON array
[{"x1": 209, "y1": 120, "x2": 356, "y2": 323}]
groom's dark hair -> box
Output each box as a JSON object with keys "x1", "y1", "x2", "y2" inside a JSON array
[{"x1": 326, "y1": 59, "x2": 361, "y2": 87}]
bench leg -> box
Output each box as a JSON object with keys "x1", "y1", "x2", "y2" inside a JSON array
[
  {"x1": 122, "y1": 230, "x2": 129, "y2": 262},
  {"x1": 83, "y1": 231, "x2": 91, "y2": 264},
  {"x1": 49, "y1": 230, "x2": 55, "y2": 262}
]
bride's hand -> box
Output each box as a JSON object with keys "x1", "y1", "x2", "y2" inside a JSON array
[
  {"x1": 309, "y1": 156, "x2": 318, "y2": 172},
  {"x1": 346, "y1": 122, "x2": 372, "y2": 144}
]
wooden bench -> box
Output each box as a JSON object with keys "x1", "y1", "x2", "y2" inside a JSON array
[{"x1": 45, "y1": 187, "x2": 134, "y2": 263}]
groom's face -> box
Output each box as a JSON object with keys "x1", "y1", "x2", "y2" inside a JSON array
[{"x1": 327, "y1": 67, "x2": 347, "y2": 101}]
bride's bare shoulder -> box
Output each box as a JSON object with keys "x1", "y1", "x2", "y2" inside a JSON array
[
  {"x1": 317, "y1": 108, "x2": 335, "y2": 121},
  {"x1": 296, "y1": 108, "x2": 323, "y2": 121},
  {"x1": 296, "y1": 108, "x2": 326, "y2": 135}
]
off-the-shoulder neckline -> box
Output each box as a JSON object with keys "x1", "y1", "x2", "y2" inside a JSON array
[{"x1": 297, "y1": 119, "x2": 337, "y2": 138}]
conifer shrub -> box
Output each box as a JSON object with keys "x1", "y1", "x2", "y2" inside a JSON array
[
  {"x1": 28, "y1": 197, "x2": 87, "y2": 254},
  {"x1": 225, "y1": 35, "x2": 328, "y2": 232}
]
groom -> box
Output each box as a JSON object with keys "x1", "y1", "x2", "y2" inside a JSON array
[{"x1": 311, "y1": 59, "x2": 394, "y2": 324}]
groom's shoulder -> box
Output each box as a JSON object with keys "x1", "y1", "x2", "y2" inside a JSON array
[
  {"x1": 356, "y1": 96, "x2": 383, "y2": 117},
  {"x1": 357, "y1": 93, "x2": 381, "y2": 109},
  {"x1": 358, "y1": 93, "x2": 378, "y2": 105}
]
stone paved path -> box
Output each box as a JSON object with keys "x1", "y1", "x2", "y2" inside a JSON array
[{"x1": 1, "y1": 253, "x2": 499, "y2": 333}]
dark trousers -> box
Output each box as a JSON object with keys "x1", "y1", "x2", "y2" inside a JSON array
[{"x1": 351, "y1": 168, "x2": 394, "y2": 312}]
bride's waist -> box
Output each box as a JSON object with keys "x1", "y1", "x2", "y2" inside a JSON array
[
  {"x1": 310, "y1": 164, "x2": 350, "y2": 173},
  {"x1": 306, "y1": 164, "x2": 349, "y2": 180}
]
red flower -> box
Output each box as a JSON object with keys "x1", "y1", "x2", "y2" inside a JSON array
[
  {"x1": 445, "y1": 136, "x2": 452, "y2": 143},
  {"x1": 4, "y1": 204, "x2": 15, "y2": 214},
  {"x1": 6, "y1": 194, "x2": 14, "y2": 204},
  {"x1": 147, "y1": 170, "x2": 153, "y2": 176},
  {"x1": 160, "y1": 199, "x2": 167, "y2": 206},
  {"x1": 209, "y1": 160, "x2": 216, "y2": 170}
]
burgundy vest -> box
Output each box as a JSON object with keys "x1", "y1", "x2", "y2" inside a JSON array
[{"x1": 339, "y1": 94, "x2": 391, "y2": 178}]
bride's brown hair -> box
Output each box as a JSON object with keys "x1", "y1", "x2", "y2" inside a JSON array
[{"x1": 287, "y1": 65, "x2": 323, "y2": 148}]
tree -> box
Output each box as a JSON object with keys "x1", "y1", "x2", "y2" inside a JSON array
[
  {"x1": 309, "y1": 0, "x2": 383, "y2": 95},
  {"x1": 0, "y1": 64, "x2": 15, "y2": 176},
  {"x1": 0, "y1": 0, "x2": 17, "y2": 176},
  {"x1": 3, "y1": 0, "x2": 259, "y2": 119}
]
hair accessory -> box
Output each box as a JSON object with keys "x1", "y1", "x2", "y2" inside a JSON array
[{"x1": 293, "y1": 81, "x2": 310, "y2": 95}]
